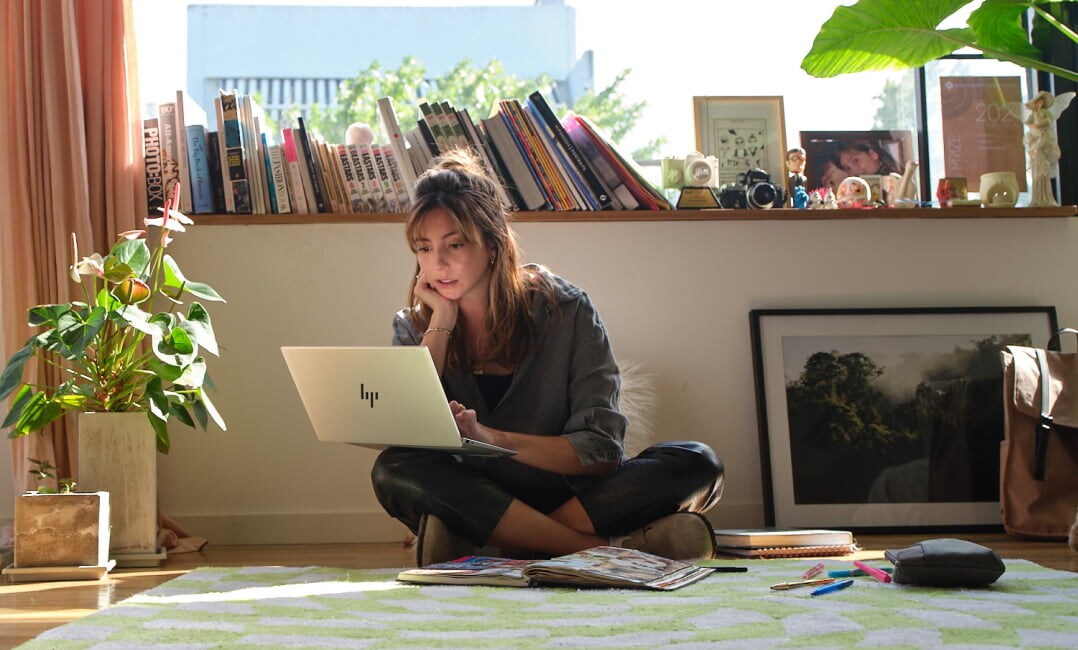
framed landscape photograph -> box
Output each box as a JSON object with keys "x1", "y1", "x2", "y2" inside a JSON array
[
  {"x1": 693, "y1": 96, "x2": 787, "y2": 188},
  {"x1": 799, "y1": 130, "x2": 914, "y2": 194},
  {"x1": 750, "y1": 306, "x2": 1058, "y2": 530}
]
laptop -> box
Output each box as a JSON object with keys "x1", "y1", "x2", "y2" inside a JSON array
[{"x1": 281, "y1": 346, "x2": 515, "y2": 456}]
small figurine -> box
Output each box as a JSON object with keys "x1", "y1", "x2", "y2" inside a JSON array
[
  {"x1": 889, "y1": 161, "x2": 919, "y2": 207},
  {"x1": 1019, "y1": 91, "x2": 1075, "y2": 207},
  {"x1": 808, "y1": 189, "x2": 823, "y2": 209},
  {"x1": 836, "y1": 176, "x2": 870, "y2": 208},
  {"x1": 823, "y1": 187, "x2": 838, "y2": 210},
  {"x1": 785, "y1": 147, "x2": 806, "y2": 206},
  {"x1": 792, "y1": 185, "x2": 809, "y2": 209}
]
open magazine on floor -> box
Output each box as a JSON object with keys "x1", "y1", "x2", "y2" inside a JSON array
[{"x1": 396, "y1": 545, "x2": 714, "y2": 590}]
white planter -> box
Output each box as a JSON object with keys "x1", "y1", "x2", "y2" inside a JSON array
[{"x1": 77, "y1": 412, "x2": 163, "y2": 565}]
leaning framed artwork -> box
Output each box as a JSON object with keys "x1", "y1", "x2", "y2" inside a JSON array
[
  {"x1": 693, "y1": 96, "x2": 787, "y2": 188},
  {"x1": 749, "y1": 306, "x2": 1058, "y2": 530}
]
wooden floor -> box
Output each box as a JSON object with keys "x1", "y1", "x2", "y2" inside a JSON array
[{"x1": 2, "y1": 533, "x2": 1075, "y2": 648}]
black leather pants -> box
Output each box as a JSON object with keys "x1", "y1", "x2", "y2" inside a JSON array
[{"x1": 370, "y1": 441, "x2": 724, "y2": 546}]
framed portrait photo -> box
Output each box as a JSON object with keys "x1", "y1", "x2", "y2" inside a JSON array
[
  {"x1": 800, "y1": 130, "x2": 914, "y2": 194},
  {"x1": 693, "y1": 96, "x2": 787, "y2": 188},
  {"x1": 749, "y1": 306, "x2": 1058, "y2": 531}
]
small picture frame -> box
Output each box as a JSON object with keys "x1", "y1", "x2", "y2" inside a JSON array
[
  {"x1": 693, "y1": 96, "x2": 787, "y2": 188},
  {"x1": 799, "y1": 130, "x2": 915, "y2": 194},
  {"x1": 750, "y1": 306, "x2": 1058, "y2": 530}
]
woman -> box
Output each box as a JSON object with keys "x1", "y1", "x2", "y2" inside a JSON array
[
  {"x1": 835, "y1": 140, "x2": 901, "y2": 178},
  {"x1": 371, "y1": 150, "x2": 724, "y2": 566}
]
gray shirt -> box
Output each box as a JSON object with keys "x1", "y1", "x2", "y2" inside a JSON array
[{"x1": 392, "y1": 266, "x2": 627, "y2": 489}]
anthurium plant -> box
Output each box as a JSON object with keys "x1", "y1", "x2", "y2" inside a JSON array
[
  {"x1": 0, "y1": 185, "x2": 226, "y2": 453},
  {"x1": 802, "y1": 0, "x2": 1077, "y2": 83}
]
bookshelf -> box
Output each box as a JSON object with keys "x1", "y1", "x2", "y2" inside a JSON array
[{"x1": 191, "y1": 205, "x2": 1077, "y2": 226}]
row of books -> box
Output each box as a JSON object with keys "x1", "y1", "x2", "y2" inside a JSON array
[
  {"x1": 142, "y1": 89, "x2": 670, "y2": 217},
  {"x1": 143, "y1": 90, "x2": 410, "y2": 217}
]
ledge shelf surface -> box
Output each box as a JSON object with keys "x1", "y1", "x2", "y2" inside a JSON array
[{"x1": 190, "y1": 206, "x2": 1078, "y2": 226}]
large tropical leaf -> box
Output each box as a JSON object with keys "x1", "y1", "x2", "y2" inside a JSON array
[
  {"x1": 969, "y1": 0, "x2": 1043, "y2": 57},
  {"x1": 0, "y1": 346, "x2": 34, "y2": 401},
  {"x1": 163, "y1": 255, "x2": 225, "y2": 302},
  {"x1": 803, "y1": 0, "x2": 975, "y2": 77},
  {"x1": 109, "y1": 238, "x2": 151, "y2": 276},
  {"x1": 181, "y1": 303, "x2": 219, "y2": 356}
]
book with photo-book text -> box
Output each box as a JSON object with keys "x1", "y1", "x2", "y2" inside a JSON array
[
  {"x1": 396, "y1": 545, "x2": 714, "y2": 590},
  {"x1": 712, "y1": 528, "x2": 858, "y2": 558}
]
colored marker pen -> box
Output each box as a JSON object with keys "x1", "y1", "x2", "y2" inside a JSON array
[
  {"x1": 828, "y1": 567, "x2": 893, "y2": 578},
  {"x1": 811, "y1": 578, "x2": 854, "y2": 596},
  {"x1": 853, "y1": 560, "x2": 893, "y2": 583},
  {"x1": 802, "y1": 562, "x2": 825, "y2": 579}
]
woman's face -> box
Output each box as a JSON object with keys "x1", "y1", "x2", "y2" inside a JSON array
[
  {"x1": 839, "y1": 148, "x2": 881, "y2": 176},
  {"x1": 413, "y1": 207, "x2": 493, "y2": 303}
]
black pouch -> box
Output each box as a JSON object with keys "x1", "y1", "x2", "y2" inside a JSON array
[{"x1": 884, "y1": 538, "x2": 1005, "y2": 587}]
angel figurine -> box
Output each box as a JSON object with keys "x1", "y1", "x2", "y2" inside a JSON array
[{"x1": 1014, "y1": 91, "x2": 1075, "y2": 207}]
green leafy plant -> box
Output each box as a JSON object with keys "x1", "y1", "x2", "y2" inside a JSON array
[
  {"x1": 802, "y1": 0, "x2": 1077, "y2": 82},
  {"x1": 28, "y1": 457, "x2": 75, "y2": 494},
  {"x1": 0, "y1": 185, "x2": 226, "y2": 453}
]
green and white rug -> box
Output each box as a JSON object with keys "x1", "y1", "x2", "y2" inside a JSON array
[{"x1": 20, "y1": 559, "x2": 1078, "y2": 649}]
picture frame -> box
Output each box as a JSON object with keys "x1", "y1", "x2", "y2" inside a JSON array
[
  {"x1": 749, "y1": 306, "x2": 1059, "y2": 530},
  {"x1": 799, "y1": 130, "x2": 915, "y2": 194},
  {"x1": 693, "y1": 96, "x2": 787, "y2": 188}
]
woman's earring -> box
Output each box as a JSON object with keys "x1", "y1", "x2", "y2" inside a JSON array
[{"x1": 489, "y1": 254, "x2": 495, "y2": 265}]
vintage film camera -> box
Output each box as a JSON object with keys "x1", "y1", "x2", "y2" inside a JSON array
[
  {"x1": 661, "y1": 152, "x2": 722, "y2": 209},
  {"x1": 718, "y1": 168, "x2": 786, "y2": 209}
]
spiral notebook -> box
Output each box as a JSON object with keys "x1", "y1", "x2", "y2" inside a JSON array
[{"x1": 712, "y1": 528, "x2": 858, "y2": 558}]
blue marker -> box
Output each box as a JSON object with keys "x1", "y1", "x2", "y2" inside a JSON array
[{"x1": 811, "y1": 578, "x2": 854, "y2": 596}]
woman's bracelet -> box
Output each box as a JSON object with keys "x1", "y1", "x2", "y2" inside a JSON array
[{"x1": 424, "y1": 327, "x2": 453, "y2": 339}]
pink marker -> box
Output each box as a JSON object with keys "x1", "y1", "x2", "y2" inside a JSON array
[
  {"x1": 802, "y1": 562, "x2": 825, "y2": 579},
  {"x1": 853, "y1": 560, "x2": 892, "y2": 583}
]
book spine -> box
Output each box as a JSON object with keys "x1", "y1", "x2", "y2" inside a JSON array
[
  {"x1": 517, "y1": 99, "x2": 589, "y2": 210},
  {"x1": 296, "y1": 117, "x2": 328, "y2": 213},
  {"x1": 239, "y1": 96, "x2": 266, "y2": 214},
  {"x1": 185, "y1": 124, "x2": 215, "y2": 213},
  {"x1": 317, "y1": 140, "x2": 348, "y2": 213},
  {"x1": 499, "y1": 101, "x2": 562, "y2": 209},
  {"x1": 377, "y1": 96, "x2": 418, "y2": 207},
  {"x1": 205, "y1": 132, "x2": 227, "y2": 213},
  {"x1": 527, "y1": 91, "x2": 613, "y2": 209},
  {"x1": 481, "y1": 113, "x2": 549, "y2": 211},
  {"x1": 261, "y1": 133, "x2": 279, "y2": 213},
  {"x1": 157, "y1": 102, "x2": 182, "y2": 207},
  {"x1": 143, "y1": 118, "x2": 165, "y2": 217},
  {"x1": 173, "y1": 93, "x2": 192, "y2": 212},
  {"x1": 358, "y1": 144, "x2": 386, "y2": 211},
  {"x1": 419, "y1": 102, "x2": 452, "y2": 152},
  {"x1": 347, "y1": 144, "x2": 377, "y2": 212},
  {"x1": 337, "y1": 144, "x2": 364, "y2": 213},
  {"x1": 382, "y1": 147, "x2": 411, "y2": 212},
  {"x1": 512, "y1": 99, "x2": 577, "y2": 210},
  {"x1": 371, "y1": 145, "x2": 399, "y2": 213},
  {"x1": 268, "y1": 144, "x2": 292, "y2": 214},
  {"x1": 563, "y1": 116, "x2": 636, "y2": 210},
  {"x1": 219, "y1": 91, "x2": 252, "y2": 214},
  {"x1": 213, "y1": 97, "x2": 235, "y2": 213},
  {"x1": 281, "y1": 128, "x2": 310, "y2": 214}
]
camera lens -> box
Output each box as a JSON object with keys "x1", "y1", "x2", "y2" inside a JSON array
[{"x1": 747, "y1": 183, "x2": 776, "y2": 209}]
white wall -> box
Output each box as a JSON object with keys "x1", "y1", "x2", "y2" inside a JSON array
[{"x1": 2, "y1": 216, "x2": 1076, "y2": 543}]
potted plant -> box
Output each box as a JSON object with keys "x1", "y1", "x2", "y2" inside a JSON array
[
  {"x1": 0, "y1": 184, "x2": 226, "y2": 564},
  {"x1": 2, "y1": 459, "x2": 113, "y2": 582},
  {"x1": 801, "y1": 0, "x2": 1077, "y2": 82}
]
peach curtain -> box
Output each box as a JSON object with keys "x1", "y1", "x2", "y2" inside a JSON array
[{"x1": 0, "y1": 0, "x2": 143, "y2": 493}]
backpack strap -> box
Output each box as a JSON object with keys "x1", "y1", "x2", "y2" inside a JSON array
[{"x1": 1034, "y1": 348, "x2": 1052, "y2": 481}]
